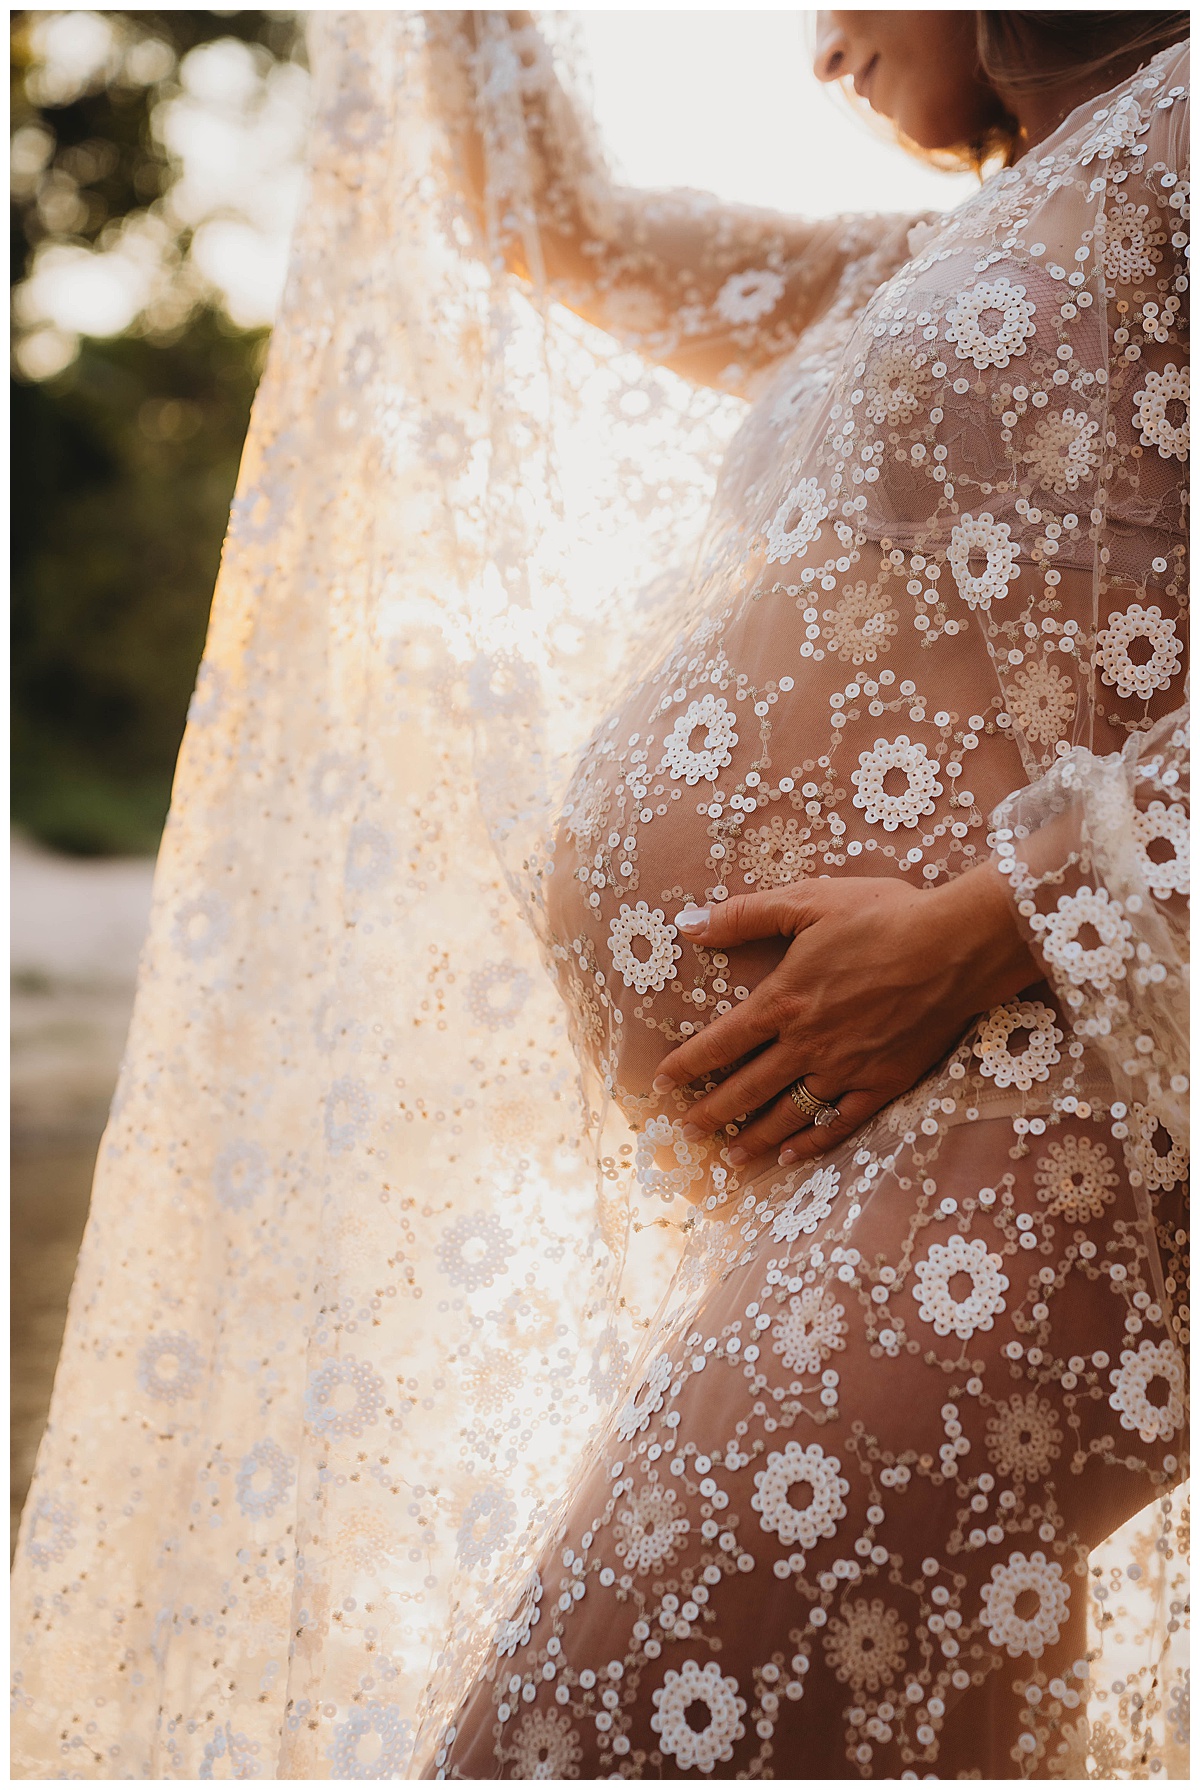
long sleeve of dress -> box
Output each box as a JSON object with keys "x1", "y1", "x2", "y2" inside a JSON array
[
  {"x1": 423, "y1": 10, "x2": 925, "y2": 394},
  {"x1": 989, "y1": 706, "x2": 1189, "y2": 1320}
]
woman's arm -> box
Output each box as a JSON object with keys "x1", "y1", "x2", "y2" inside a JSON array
[
  {"x1": 424, "y1": 11, "x2": 923, "y2": 393},
  {"x1": 990, "y1": 705, "x2": 1189, "y2": 1144}
]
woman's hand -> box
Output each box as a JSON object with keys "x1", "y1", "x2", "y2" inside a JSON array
[{"x1": 652, "y1": 863, "x2": 1038, "y2": 1169}]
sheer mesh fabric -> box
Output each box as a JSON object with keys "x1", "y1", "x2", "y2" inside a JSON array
[{"x1": 10, "y1": 15, "x2": 1188, "y2": 1781}]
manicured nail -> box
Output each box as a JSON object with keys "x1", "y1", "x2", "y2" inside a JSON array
[
  {"x1": 681, "y1": 1123, "x2": 704, "y2": 1141},
  {"x1": 727, "y1": 1146, "x2": 748, "y2": 1166},
  {"x1": 652, "y1": 1074, "x2": 676, "y2": 1094},
  {"x1": 779, "y1": 1148, "x2": 797, "y2": 1166},
  {"x1": 674, "y1": 904, "x2": 710, "y2": 935}
]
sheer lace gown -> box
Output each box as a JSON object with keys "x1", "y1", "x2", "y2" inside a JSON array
[{"x1": 432, "y1": 42, "x2": 1189, "y2": 1780}]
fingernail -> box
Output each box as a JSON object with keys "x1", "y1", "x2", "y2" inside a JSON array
[
  {"x1": 681, "y1": 1123, "x2": 704, "y2": 1141},
  {"x1": 779, "y1": 1148, "x2": 797, "y2": 1166},
  {"x1": 674, "y1": 904, "x2": 710, "y2": 935},
  {"x1": 727, "y1": 1146, "x2": 748, "y2": 1166},
  {"x1": 652, "y1": 1074, "x2": 676, "y2": 1094}
]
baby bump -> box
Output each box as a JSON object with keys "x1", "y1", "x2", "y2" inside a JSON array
[{"x1": 544, "y1": 576, "x2": 1031, "y2": 1121}]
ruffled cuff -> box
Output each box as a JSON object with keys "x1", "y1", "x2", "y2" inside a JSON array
[{"x1": 988, "y1": 705, "x2": 1189, "y2": 1151}]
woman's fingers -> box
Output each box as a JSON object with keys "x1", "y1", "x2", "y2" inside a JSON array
[
  {"x1": 676, "y1": 1044, "x2": 817, "y2": 1144},
  {"x1": 673, "y1": 886, "x2": 815, "y2": 949},
  {"x1": 777, "y1": 1087, "x2": 881, "y2": 1166},
  {"x1": 722, "y1": 1073, "x2": 846, "y2": 1163},
  {"x1": 653, "y1": 991, "x2": 784, "y2": 1093}
]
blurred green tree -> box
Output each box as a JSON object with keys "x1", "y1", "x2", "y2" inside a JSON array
[{"x1": 11, "y1": 11, "x2": 304, "y2": 854}]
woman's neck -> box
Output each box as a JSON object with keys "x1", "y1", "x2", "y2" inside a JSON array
[{"x1": 1002, "y1": 45, "x2": 1168, "y2": 154}]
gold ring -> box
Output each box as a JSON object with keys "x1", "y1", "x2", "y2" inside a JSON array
[
  {"x1": 788, "y1": 1077, "x2": 826, "y2": 1121},
  {"x1": 812, "y1": 1103, "x2": 842, "y2": 1128}
]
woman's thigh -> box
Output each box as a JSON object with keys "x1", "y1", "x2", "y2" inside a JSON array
[{"x1": 434, "y1": 1113, "x2": 1186, "y2": 1779}]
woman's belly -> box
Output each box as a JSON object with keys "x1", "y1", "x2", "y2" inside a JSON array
[{"x1": 543, "y1": 549, "x2": 1038, "y2": 1119}]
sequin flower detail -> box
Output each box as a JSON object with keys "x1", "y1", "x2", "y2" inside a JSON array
[
  {"x1": 1006, "y1": 658, "x2": 1077, "y2": 745},
  {"x1": 137, "y1": 1331, "x2": 204, "y2": 1405},
  {"x1": 772, "y1": 1286, "x2": 847, "y2": 1375},
  {"x1": 662, "y1": 694, "x2": 738, "y2": 785},
  {"x1": 766, "y1": 477, "x2": 829, "y2": 564},
  {"x1": 737, "y1": 814, "x2": 815, "y2": 888},
  {"x1": 651, "y1": 1661, "x2": 746, "y2": 1772},
  {"x1": 235, "y1": 1440, "x2": 296, "y2": 1519},
  {"x1": 823, "y1": 580, "x2": 899, "y2": 665},
  {"x1": 771, "y1": 1165, "x2": 841, "y2": 1243},
  {"x1": 1022, "y1": 407, "x2": 1100, "y2": 493},
  {"x1": 617, "y1": 1351, "x2": 674, "y2": 1441},
  {"x1": 863, "y1": 344, "x2": 931, "y2": 426},
  {"x1": 947, "y1": 513, "x2": 1018, "y2": 610},
  {"x1": 22, "y1": 1495, "x2": 76, "y2": 1570},
  {"x1": 1109, "y1": 1339, "x2": 1186, "y2": 1443},
  {"x1": 979, "y1": 1551, "x2": 1071, "y2": 1658},
  {"x1": 1132, "y1": 800, "x2": 1189, "y2": 899},
  {"x1": 564, "y1": 774, "x2": 609, "y2": 845},
  {"x1": 823, "y1": 1599, "x2": 909, "y2": 1693},
  {"x1": 467, "y1": 962, "x2": 532, "y2": 1031},
  {"x1": 327, "y1": 1701, "x2": 411, "y2": 1779},
  {"x1": 615, "y1": 1483, "x2": 691, "y2": 1574},
  {"x1": 716, "y1": 267, "x2": 785, "y2": 326},
  {"x1": 457, "y1": 1483, "x2": 516, "y2": 1569},
  {"x1": 973, "y1": 999, "x2": 1063, "y2": 1089},
  {"x1": 913, "y1": 1234, "x2": 1008, "y2": 1341},
  {"x1": 945, "y1": 277, "x2": 1036, "y2": 369},
  {"x1": 212, "y1": 1140, "x2": 268, "y2": 1212},
  {"x1": 985, "y1": 1392, "x2": 1063, "y2": 1483},
  {"x1": 1034, "y1": 1135, "x2": 1119, "y2": 1221},
  {"x1": 1133, "y1": 363, "x2": 1188, "y2": 460},
  {"x1": 436, "y1": 1213, "x2": 515, "y2": 1293},
  {"x1": 504, "y1": 1708, "x2": 582, "y2": 1779},
  {"x1": 1123, "y1": 1104, "x2": 1188, "y2": 1192},
  {"x1": 751, "y1": 1440, "x2": 849, "y2": 1549},
  {"x1": 608, "y1": 902, "x2": 681, "y2": 994},
  {"x1": 1102, "y1": 198, "x2": 1164, "y2": 285},
  {"x1": 851, "y1": 735, "x2": 942, "y2": 831},
  {"x1": 1094, "y1": 603, "x2": 1183, "y2": 699},
  {"x1": 305, "y1": 1357, "x2": 386, "y2": 1439},
  {"x1": 1032, "y1": 886, "x2": 1134, "y2": 990}
]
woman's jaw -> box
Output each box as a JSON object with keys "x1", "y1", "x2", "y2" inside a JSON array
[{"x1": 812, "y1": 10, "x2": 1000, "y2": 152}]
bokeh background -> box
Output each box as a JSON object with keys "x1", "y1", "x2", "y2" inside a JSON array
[
  {"x1": 10, "y1": 8, "x2": 974, "y2": 1550},
  {"x1": 11, "y1": 5, "x2": 310, "y2": 1550}
]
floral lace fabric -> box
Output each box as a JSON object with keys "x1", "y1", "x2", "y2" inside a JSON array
[{"x1": 11, "y1": 15, "x2": 1189, "y2": 1781}]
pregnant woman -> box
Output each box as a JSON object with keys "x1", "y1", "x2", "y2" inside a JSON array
[
  {"x1": 11, "y1": 11, "x2": 1188, "y2": 1781},
  {"x1": 424, "y1": 10, "x2": 1191, "y2": 1779}
]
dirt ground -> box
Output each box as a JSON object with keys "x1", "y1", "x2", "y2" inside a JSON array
[{"x1": 10, "y1": 833, "x2": 155, "y2": 1554}]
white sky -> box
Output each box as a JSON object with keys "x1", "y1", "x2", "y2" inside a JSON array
[
  {"x1": 17, "y1": 11, "x2": 976, "y2": 378},
  {"x1": 580, "y1": 12, "x2": 976, "y2": 216}
]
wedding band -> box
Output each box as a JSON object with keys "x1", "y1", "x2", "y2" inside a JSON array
[{"x1": 788, "y1": 1077, "x2": 826, "y2": 1121}]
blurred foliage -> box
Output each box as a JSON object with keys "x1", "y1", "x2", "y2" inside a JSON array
[{"x1": 11, "y1": 11, "x2": 301, "y2": 855}]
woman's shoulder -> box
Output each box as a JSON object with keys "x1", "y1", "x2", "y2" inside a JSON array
[
  {"x1": 1152, "y1": 35, "x2": 1189, "y2": 94},
  {"x1": 1078, "y1": 36, "x2": 1189, "y2": 148},
  {"x1": 1023, "y1": 36, "x2": 1188, "y2": 174}
]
